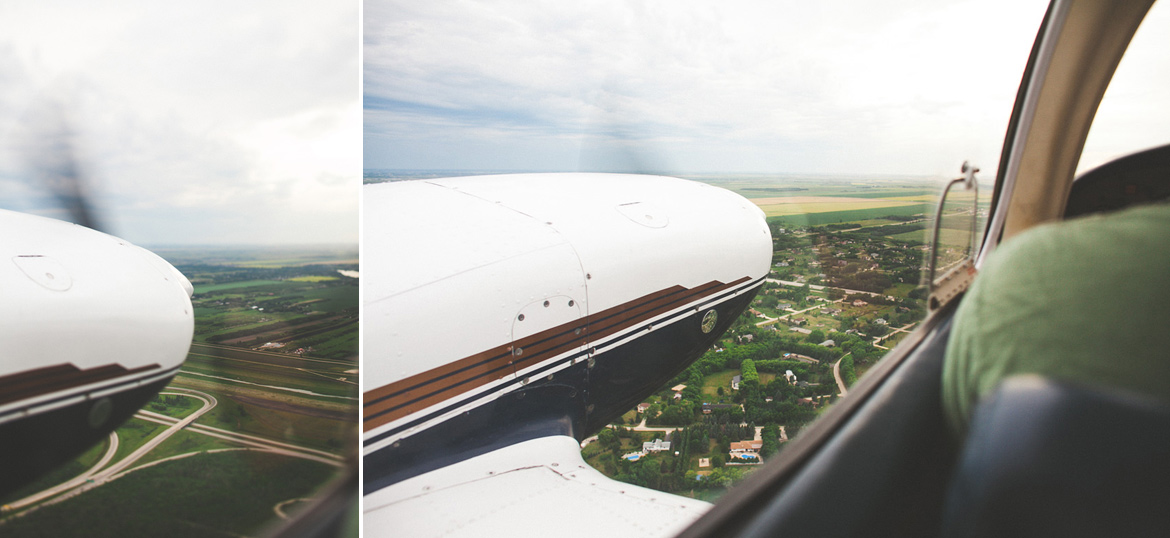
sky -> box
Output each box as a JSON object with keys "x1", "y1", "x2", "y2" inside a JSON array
[
  {"x1": 366, "y1": 0, "x2": 1169, "y2": 180},
  {"x1": 0, "y1": 1, "x2": 359, "y2": 246}
]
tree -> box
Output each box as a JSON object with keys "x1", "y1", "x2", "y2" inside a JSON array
[
  {"x1": 807, "y1": 329, "x2": 825, "y2": 344},
  {"x1": 711, "y1": 454, "x2": 725, "y2": 468},
  {"x1": 598, "y1": 428, "x2": 621, "y2": 455}
]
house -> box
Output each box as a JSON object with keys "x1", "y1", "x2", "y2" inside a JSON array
[
  {"x1": 731, "y1": 375, "x2": 741, "y2": 391},
  {"x1": 643, "y1": 438, "x2": 671, "y2": 452},
  {"x1": 739, "y1": 334, "x2": 754, "y2": 343},
  {"x1": 729, "y1": 440, "x2": 764, "y2": 461},
  {"x1": 790, "y1": 327, "x2": 812, "y2": 335},
  {"x1": 820, "y1": 339, "x2": 836, "y2": 347},
  {"x1": 636, "y1": 403, "x2": 652, "y2": 413},
  {"x1": 673, "y1": 392, "x2": 683, "y2": 401},
  {"x1": 784, "y1": 370, "x2": 797, "y2": 384},
  {"x1": 671, "y1": 384, "x2": 687, "y2": 392},
  {"x1": 853, "y1": 299, "x2": 869, "y2": 306},
  {"x1": 874, "y1": 318, "x2": 888, "y2": 325}
]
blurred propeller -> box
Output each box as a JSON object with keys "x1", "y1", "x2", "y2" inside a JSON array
[{"x1": 18, "y1": 100, "x2": 104, "y2": 232}]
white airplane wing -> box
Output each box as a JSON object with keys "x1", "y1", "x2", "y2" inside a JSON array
[{"x1": 364, "y1": 435, "x2": 711, "y2": 538}]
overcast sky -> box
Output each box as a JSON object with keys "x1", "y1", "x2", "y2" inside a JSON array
[
  {"x1": 0, "y1": 1, "x2": 358, "y2": 246},
  {"x1": 366, "y1": 0, "x2": 1169, "y2": 180}
]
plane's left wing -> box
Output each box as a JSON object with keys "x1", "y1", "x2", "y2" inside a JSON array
[{"x1": 364, "y1": 435, "x2": 711, "y2": 538}]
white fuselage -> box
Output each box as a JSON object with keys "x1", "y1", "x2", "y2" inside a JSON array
[
  {"x1": 363, "y1": 173, "x2": 772, "y2": 458},
  {"x1": 0, "y1": 209, "x2": 194, "y2": 424}
]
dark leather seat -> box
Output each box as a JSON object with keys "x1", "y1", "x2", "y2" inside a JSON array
[{"x1": 942, "y1": 376, "x2": 1170, "y2": 538}]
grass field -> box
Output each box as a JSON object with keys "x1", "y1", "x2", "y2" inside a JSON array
[
  {"x1": 288, "y1": 276, "x2": 339, "y2": 282},
  {"x1": 0, "y1": 451, "x2": 340, "y2": 537},
  {"x1": 753, "y1": 197, "x2": 919, "y2": 217},
  {"x1": 888, "y1": 227, "x2": 974, "y2": 247},
  {"x1": 134, "y1": 429, "x2": 240, "y2": 466},
  {"x1": 111, "y1": 419, "x2": 168, "y2": 463},
  {"x1": 193, "y1": 280, "x2": 286, "y2": 294},
  {"x1": 767, "y1": 203, "x2": 931, "y2": 227}
]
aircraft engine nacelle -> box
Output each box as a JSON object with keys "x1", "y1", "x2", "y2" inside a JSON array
[
  {"x1": 363, "y1": 173, "x2": 772, "y2": 494},
  {"x1": 0, "y1": 209, "x2": 195, "y2": 494}
]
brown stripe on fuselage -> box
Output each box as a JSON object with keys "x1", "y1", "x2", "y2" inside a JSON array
[
  {"x1": 0, "y1": 363, "x2": 162, "y2": 407},
  {"x1": 363, "y1": 277, "x2": 751, "y2": 432}
]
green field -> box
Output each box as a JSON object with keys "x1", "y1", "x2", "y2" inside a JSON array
[
  {"x1": 766, "y1": 203, "x2": 931, "y2": 227},
  {"x1": 193, "y1": 280, "x2": 286, "y2": 294},
  {"x1": 757, "y1": 199, "x2": 920, "y2": 217},
  {"x1": 0, "y1": 452, "x2": 339, "y2": 537},
  {"x1": 134, "y1": 430, "x2": 240, "y2": 466},
  {"x1": 112, "y1": 419, "x2": 168, "y2": 463}
]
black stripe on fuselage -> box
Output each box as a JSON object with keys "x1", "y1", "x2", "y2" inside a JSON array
[
  {"x1": 363, "y1": 280, "x2": 762, "y2": 495},
  {"x1": 362, "y1": 276, "x2": 763, "y2": 448}
]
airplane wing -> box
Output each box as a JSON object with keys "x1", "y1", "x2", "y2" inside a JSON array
[{"x1": 364, "y1": 435, "x2": 710, "y2": 538}]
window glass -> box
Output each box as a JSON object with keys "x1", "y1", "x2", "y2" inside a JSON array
[
  {"x1": 367, "y1": 0, "x2": 1047, "y2": 504},
  {"x1": 1077, "y1": 1, "x2": 1170, "y2": 176}
]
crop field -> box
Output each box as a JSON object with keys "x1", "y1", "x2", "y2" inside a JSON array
[
  {"x1": 888, "y1": 228, "x2": 974, "y2": 247},
  {"x1": 193, "y1": 280, "x2": 286, "y2": 294},
  {"x1": 766, "y1": 203, "x2": 931, "y2": 227},
  {"x1": 751, "y1": 196, "x2": 921, "y2": 218}
]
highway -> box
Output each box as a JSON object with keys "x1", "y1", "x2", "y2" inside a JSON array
[{"x1": 3, "y1": 386, "x2": 342, "y2": 517}]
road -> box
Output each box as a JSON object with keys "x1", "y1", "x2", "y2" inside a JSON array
[
  {"x1": 5, "y1": 431, "x2": 120, "y2": 510},
  {"x1": 7, "y1": 385, "x2": 345, "y2": 516},
  {"x1": 91, "y1": 389, "x2": 217, "y2": 481},
  {"x1": 755, "y1": 301, "x2": 838, "y2": 328},
  {"x1": 833, "y1": 354, "x2": 850, "y2": 397},
  {"x1": 872, "y1": 322, "x2": 917, "y2": 349},
  {"x1": 766, "y1": 278, "x2": 886, "y2": 298}
]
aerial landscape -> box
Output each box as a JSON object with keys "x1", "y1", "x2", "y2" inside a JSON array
[
  {"x1": 0, "y1": 246, "x2": 358, "y2": 537},
  {"x1": 568, "y1": 173, "x2": 983, "y2": 500},
  {"x1": 365, "y1": 170, "x2": 983, "y2": 503}
]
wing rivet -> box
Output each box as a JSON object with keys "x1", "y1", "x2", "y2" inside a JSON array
[
  {"x1": 513, "y1": 347, "x2": 523, "y2": 356},
  {"x1": 543, "y1": 300, "x2": 550, "y2": 307},
  {"x1": 518, "y1": 314, "x2": 525, "y2": 321},
  {"x1": 568, "y1": 300, "x2": 575, "y2": 307}
]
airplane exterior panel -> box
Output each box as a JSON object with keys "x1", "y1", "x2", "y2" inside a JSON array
[
  {"x1": 0, "y1": 210, "x2": 194, "y2": 422},
  {"x1": 363, "y1": 174, "x2": 772, "y2": 491}
]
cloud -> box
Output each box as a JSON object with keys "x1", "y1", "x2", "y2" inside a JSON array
[
  {"x1": 0, "y1": 0, "x2": 357, "y2": 245},
  {"x1": 365, "y1": 0, "x2": 1055, "y2": 177}
]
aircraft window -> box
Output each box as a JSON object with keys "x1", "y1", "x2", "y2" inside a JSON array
[
  {"x1": 1076, "y1": 1, "x2": 1170, "y2": 177},
  {"x1": 366, "y1": 0, "x2": 1047, "y2": 516},
  {"x1": 364, "y1": 0, "x2": 1047, "y2": 502}
]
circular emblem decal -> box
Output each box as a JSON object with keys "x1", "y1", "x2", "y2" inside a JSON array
[{"x1": 700, "y1": 309, "x2": 718, "y2": 334}]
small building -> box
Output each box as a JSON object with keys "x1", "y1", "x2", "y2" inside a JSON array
[
  {"x1": 643, "y1": 439, "x2": 671, "y2": 452},
  {"x1": 790, "y1": 327, "x2": 812, "y2": 335},
  {"x1": 731, "y1": 375, "x2": 741, "y2": 391},
  {"x1": 853, "y1": 299, "x2": 869, "y2": 307},
  {"x1": 784, "y1": 370, "x2": 797, "y2": 384},
  {"x1": 698, "y1": 458, "x2": 711, "y2": 468},
  {"x1": 819, "y1": 339, "x2": 836, "y2": 347},
  {"x1": 671, "y1": 384, "x2": 687, "y2": 392}
]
